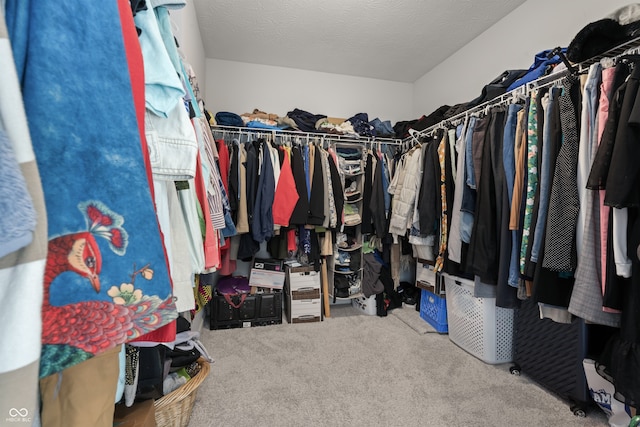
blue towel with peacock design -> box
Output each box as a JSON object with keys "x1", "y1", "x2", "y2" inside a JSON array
[{"x1": 5, "y1": 0, "x2": 178, "y2": 377}]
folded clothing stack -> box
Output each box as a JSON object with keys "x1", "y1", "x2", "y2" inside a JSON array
[{"x1": 343, "y1": 203, "x2": 361, "y2": 226}]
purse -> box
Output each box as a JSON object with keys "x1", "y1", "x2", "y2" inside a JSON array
[{"x1": 215, "y1": 276, "x2": 251, "y2": 308}]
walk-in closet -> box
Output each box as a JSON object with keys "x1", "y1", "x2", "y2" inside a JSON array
[{"x1": 3, "y1": 1, "x2": 640, "y2": 426}]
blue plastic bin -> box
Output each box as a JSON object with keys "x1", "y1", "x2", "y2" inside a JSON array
[{"x1": 420, "y1": 288, "x2": 448, "y2": 333}]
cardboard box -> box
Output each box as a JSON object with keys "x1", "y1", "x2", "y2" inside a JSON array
[
  {"x1": 286, "y1": 298, "x2": 322, "y2": 324},
  {"x1": 249, "y1": 258, "x2": 285, "y2": 289},
  {"x1": 416, "y1": 262, "x2": 441, "y2": 294},
  {"x1": 286, "y1": 265, "x2": 321, "y2": 292}
]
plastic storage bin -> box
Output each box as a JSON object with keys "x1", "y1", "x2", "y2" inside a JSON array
[
  {"x1": 443, "y1": 273, "x2": 515, "y2": 364},
  {"x1": 209, "y1": 291, "x2": 282, "y2": 329},
  {"x1": 352, "y1": 294, "x2": 377, "y2": 315},
  {"x1": 420, "y1": 289, "x2": 448, "y2": 333}
]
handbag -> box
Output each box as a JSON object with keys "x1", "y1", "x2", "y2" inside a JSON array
[{"x1": 215, "y1": 276, "x2": 251, "y2": 309}]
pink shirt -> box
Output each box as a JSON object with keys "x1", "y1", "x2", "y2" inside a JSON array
[{"x1": 598, "y1": 67, "x2": 617, "y2": 312}]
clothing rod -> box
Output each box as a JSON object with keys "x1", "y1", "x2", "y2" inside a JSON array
[
  {"x1": 410, "y1": 68, "x2": 572, "y2": 140},
  {"x1": 526, "y1": 69, "x2": 569, "y2": 90},
  {"x1": 407, "y1": 36, "x2": 640, "y2": 141},
  {"x1": 578, "y1": 35, "x2": 640, "y2": 73},
  {"x1": 410, "y1": 90, "x2": 523, "y2": 139},
  {"x1": 210, "y1": 124, "x2": 404, "y2": 145}
]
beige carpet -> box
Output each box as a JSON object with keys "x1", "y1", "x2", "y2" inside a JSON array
[{"x1": 188, "y1": 304, "x2": 608, "y2": 427}]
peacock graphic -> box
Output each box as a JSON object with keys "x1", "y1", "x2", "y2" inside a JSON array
[{"x1": 40, "y1": 201, "x2": 176, "y2": 377}]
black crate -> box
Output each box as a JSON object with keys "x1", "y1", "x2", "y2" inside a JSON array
[{"x1": 209, "y1": 291, "x2": 282, "y2": 330}]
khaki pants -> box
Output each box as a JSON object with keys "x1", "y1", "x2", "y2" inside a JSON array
[{"x1": 40, "y1": 347, "x2": 120, "y2": 427}]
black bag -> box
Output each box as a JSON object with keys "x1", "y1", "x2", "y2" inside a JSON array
[
  {"x1": 167, "y1": 346, "x2": 201, "y2": 369},
  {"x1": 136, "y1": 345, "x2": 167, "y2": 401},
  {"x1": 397, "y1": 281, "x2": 419, "y2": 305},
  {"x1": 334, "y1": 275, "x2": 350, "y2": 300},
  {"x1": 168, "y1": 317, "x2": 203, "y2": 368}
]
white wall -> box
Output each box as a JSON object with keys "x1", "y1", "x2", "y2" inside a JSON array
[
  {"x1": 205, "y1": 59, "x2": 414, "y2": 123},
  {"x1": 171, "y1": 2, "x2": 207, "y2": 98},
  {"x1": 413, "y1": 0, "x2": 633, "y2": 117}
]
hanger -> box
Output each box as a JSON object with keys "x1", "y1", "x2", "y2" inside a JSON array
[
  {"x1": 408, "y1": 128, "x2": 422, "y2": 146},
  {"x1": 548, "y1": 46, "x2": 577, "y2": 76},
  {"x1": 600, "y1": 56, "x2": 616, "y2": 69},
  {"x1": 618, "y1": 53, "x2": 640, "y2": 67},
  {"x1": 509, "y1": 85, "x2": 527, "y2": 104}
]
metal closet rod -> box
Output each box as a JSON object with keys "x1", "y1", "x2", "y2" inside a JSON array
[
  {"x1": 407, "y1": 69, "x2": 569, "y2": 140},
  {"x1": 210, "y1": 124, "x2": 404, "y2": 146},
  {"x1": 407, "y1": 37, "x2": 640, "y2": 141},
  {"x1": 578, "y1": 35, "x2": 640, "y2": 73}
]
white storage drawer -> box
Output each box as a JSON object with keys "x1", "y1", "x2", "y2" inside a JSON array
[
  {"x1": 286, "y1": 298, "x2": 322, "y2": 324},
  {"x1": 286, "y1": 266, "x2": 321, "y2": 291},
  {"x1": 416, "y1": 262, "x2": 438, "y2": 293}
]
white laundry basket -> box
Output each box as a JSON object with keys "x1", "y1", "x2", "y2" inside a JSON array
[
  {"x1": 443, "y1": 273, "x2": 515, "y2": 364},
  {"x1": 352, "y1": 294, "x2": 377, "y2": 315}
]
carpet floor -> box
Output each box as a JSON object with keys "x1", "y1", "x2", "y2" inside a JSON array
[{"x1": 188, "y1": 304, "x2": 608, "y2": 427}]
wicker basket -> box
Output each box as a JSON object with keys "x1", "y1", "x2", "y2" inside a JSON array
[{"x1": 154, "y1": 357, "x2": 210, "y2": 427}]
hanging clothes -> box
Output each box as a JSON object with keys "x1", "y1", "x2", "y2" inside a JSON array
[
  {"x1": 228, "y1": 141, "x2": 240, "y2": 223},
  {"x1": 441, "y1": 127, "x2": 460, "y2": 277},
  {"x1": 570, "y1": 63, "x2": 621, "y2": 328},
  {"x1": 320, "y1": 149, "x2": 331, "y2": 229},
  {"x1": 193, "y1": 151, "x2": 222, "y2": 270},
  {"x1": 447, "y1": 122, "x2": 468, "y2": 264},
  {"x1": 388, "y1": 144, "x2": 423, "y2": 240},
  {"x1": 434, "y1": 133, "x2": 449, "y2": 272},
  {"x1": 417, "y1": 135, "x2": 441, "y2": 239},
  {"x1": 289, "y1": 146, "x2": 310, "y2": 226},
  {"x1": 216, "y1": 139, "x2": 231, "y2": 193},
  {"x1": 586, "y1": 62, "x2": 631, "y2": 311},
  {"x1": 532, "y1": 84, "x2": 577, "y2": 310},
  {"x1": 6, "y1": 0, "x2": 178, "y2": 378},
  {"x1": 409, "y1": 142, "x2": 430, "y2": 251},
  {"x1": 319, "y1": 148, "x2": 337, "y2": 229},
  {"x1": 523, "y1": 88, "x2": 561, "y2": 302},
  {"x1": 467, "y1": 108, "x2": 506, "y2": 285},
  {"x1": 361, "y1": 151, "x2": 375, "y2": 234},
  {"x1": 593, "y1": 65, "x2": 620, "y2": 309},
  {"x1": 370, "y1": 149, "x2": 388, "y2": 238},
  {"x1": 519, "y1": 93, "x2": 540, "y2": 277},
  {"x1": 251, "y1": 140, "x2": 275, "y2": 243},
  {"x1": 238, "y1": 140, "x2": 260, "y2": 260},
  {"x1": 235, "y1": 142, "x2": 250, "y2": 234},
  {"x1": 273, "y1": 147, "x2": 299, "y2": 227},
  {"x1": 529, "y1": 89, "x2": 558, "y2": 266},
  {"x1": 604, "y1": 64, "x2": 640, "y2": 284},
  {"x1": 327, "y1": 147, "x2": 344, "y2": 231},
  {"x1": 501, "y1": 102, "x2": 523, "y2": 288},
  {"x1": 542, "y1": 75, "x2": 581, "y2": 273},
  {"x1": 508, "y1": 104, "x2": 528, "y2": 290},
  {"x1": 604, "y1": 63, "x2": 640, "y2": 208},
  {"x1": 307, "y1": 144, "x2": 325, "y2": 226},
  {"x1": 460, "y1": 117, "x2": 479, "y2": 245},
  {"x1": 0, "y1": 5, "x2": 46, "y2": 420}
]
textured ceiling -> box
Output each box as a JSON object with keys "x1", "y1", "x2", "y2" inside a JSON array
[{"x1": 192, "y1": 0, "x2": 526, "y2": 83}]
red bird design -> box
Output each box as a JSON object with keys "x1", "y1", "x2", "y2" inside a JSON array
[{"x1": 41, "y1": 202, "x2": 174, "y2": 355}]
